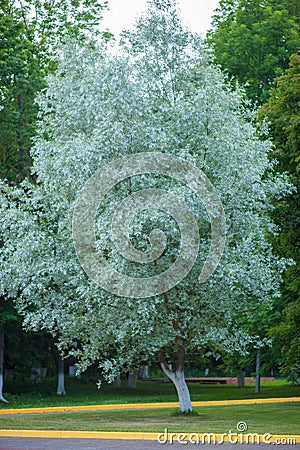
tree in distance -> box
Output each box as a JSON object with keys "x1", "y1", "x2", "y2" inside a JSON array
[
  {"x1": 258, "y1": 53, "x2": 300, "y2": 382},
  {"x1": 207, "y1": 0, "x2": 300, "y2": 104}
]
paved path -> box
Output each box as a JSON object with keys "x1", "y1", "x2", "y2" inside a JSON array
[{"x1": 0, "y1": 439, "x2": 299, "y2": 450}]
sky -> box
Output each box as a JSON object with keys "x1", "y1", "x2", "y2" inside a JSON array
[{"x1": 102, "y1": 0, "x2": 220, "y2": 37}]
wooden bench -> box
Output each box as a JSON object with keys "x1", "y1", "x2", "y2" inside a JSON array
[{"x1": 139, "y1": 377, "x2": 276, "y2": 384}]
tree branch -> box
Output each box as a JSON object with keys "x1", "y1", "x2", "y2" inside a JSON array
[{"x1": 158, "y1": 348, "x2": 174, "y2": 380}]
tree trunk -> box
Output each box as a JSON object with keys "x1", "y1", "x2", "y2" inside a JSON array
[
  {"x1": 69, "y1": 365, "x2": 76, "y2": 377},
  {"x1": 56, "y1": 355, "x2": 66, "y2": 395},
  {"x1": 113, "y1": 374, "x2": 121, "y2": 387},
  {"x1": 4, "y1": 368, "x2": 13, "y2": 382},
  {"x1": 255, "y1": 350, "x2": 261, "y2": 394},
  {"x1": 127, "y1": 371, "x2": 138, "y2": 389},
  {"x1": 237, "y1": 371, "x2": 245, "y2": 387},
  {"x1": 163, "y1": 363, "x2": 172, "y2": 382},
  {"x1": 30, "y1": 367, "x2": 42, "y2": 383},
  {"x1": 170, "y1": 369, "x2": 192, "y2": 413},
  {"x1": 0, "y1": 324, "x2": 8, "y2": 402},
  {"x1": 158, "y1": 347, "x2": 192, "y2": 413},
  {"x1": 139, "y1": 364, "x2": 149, "y2": 379}
]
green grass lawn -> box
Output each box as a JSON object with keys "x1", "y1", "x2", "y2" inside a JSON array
[
  {"x1": 1, "y1": 379, "x2": 299, "y2": 409},
  {"x1": 0, "y1": 403, "x2": 299, "y2": 434}
]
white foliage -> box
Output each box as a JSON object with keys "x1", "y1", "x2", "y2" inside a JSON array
[{"x1": 0, "y1": 0, "x2": 292, "y2": 380}]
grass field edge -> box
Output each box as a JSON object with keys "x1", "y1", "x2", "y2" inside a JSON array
[{"x1": 0, "y1": 397, "x2": 299, "y2": 415}]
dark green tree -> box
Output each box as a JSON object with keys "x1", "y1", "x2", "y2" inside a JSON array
[
  {"x1": 270, "y1": 301, "x2": 300, "y2": 382},
  {"x1": 258, "y1": 53, "x2": 300, "y2": 381},
  {"x1": 0, "y1": 0, "x2": 109, "y2": 183},
  {"x1": 0, "y1": 299, "x2": 19, "y2": 401},
  {"x1": 0, "y1": 7, "x2": 45, "y2": 181},
  {"x1": 207, "y1": 0, "x2": 300, "y2": 104}
]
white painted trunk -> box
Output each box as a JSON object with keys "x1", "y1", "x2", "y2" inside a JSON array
[
  {"x1": 139, "y1": 364, "x2": 149, "y2": 379},
  {"x1": 161, "y1": 365, "x2": 192, "y2": 413},
  {"x1": 127, "y1": 371, "x2": 138, "y2": 389},
  {"x1": 158, "y1": 343, "x2": 191, "y2": 412},
  {"x1": 69, "y1": 365, "x2": 76, "y2": 377},
  {"x1": 113, "y1": 375, "x2": 121, "y2": 387},
  {"x1": 172, "y1": 370, "x2": 192, "y2": 413},
  {"x1": 57, "y1": 357, "x2": 65, "y2": 395},
  {"x1": 237, "y1": 371, "x2": 245, "y2": 387},
  {"x1": 0, "y1": 374, "x2": 8, "y2": 403}
]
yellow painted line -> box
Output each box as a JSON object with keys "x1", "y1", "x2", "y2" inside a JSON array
[
  {"x1": 0, "y1": 430, "x2": 299, "y2": 443},
  {"x1": 0, "y1": 402, "x2": 178, "y2": 415},
  {"x1": 0, "y1": 397, "x2": 299, "y2": 415},
  {"x1": 0, "y1": 430, "x2": 157, "y2": 440},
  {"x1": 192, "y1": 397, "x2": 300, "y2": 407}
]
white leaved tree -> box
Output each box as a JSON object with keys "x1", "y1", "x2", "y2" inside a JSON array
[{"x1": 0, "y1": 0, "x2": 292, "y2": 412}]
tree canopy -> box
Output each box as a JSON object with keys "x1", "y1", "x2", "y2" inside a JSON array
[
  {"x1": 258, "y1": 53, "x2": 300, "y2": 380},
  {"x1": 0, "y1": 6, "x2": 44, "y2": 181},
  {"x1": 207, "y1": 0, "x2": 300, "y2": 103},
  {"x1": 208, "y1": 0, "x2": 300, "y2": 381},
  {"x1": 0, "y1": 0, "x2": 292, "y2": 410},
  {"x1": 0, "y1": 0, "x2": 108, "y2": 183}
]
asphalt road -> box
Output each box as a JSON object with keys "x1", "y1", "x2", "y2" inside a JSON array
[{"x1": 0, "y1": 439, "x2": 299, "y2": 450}]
